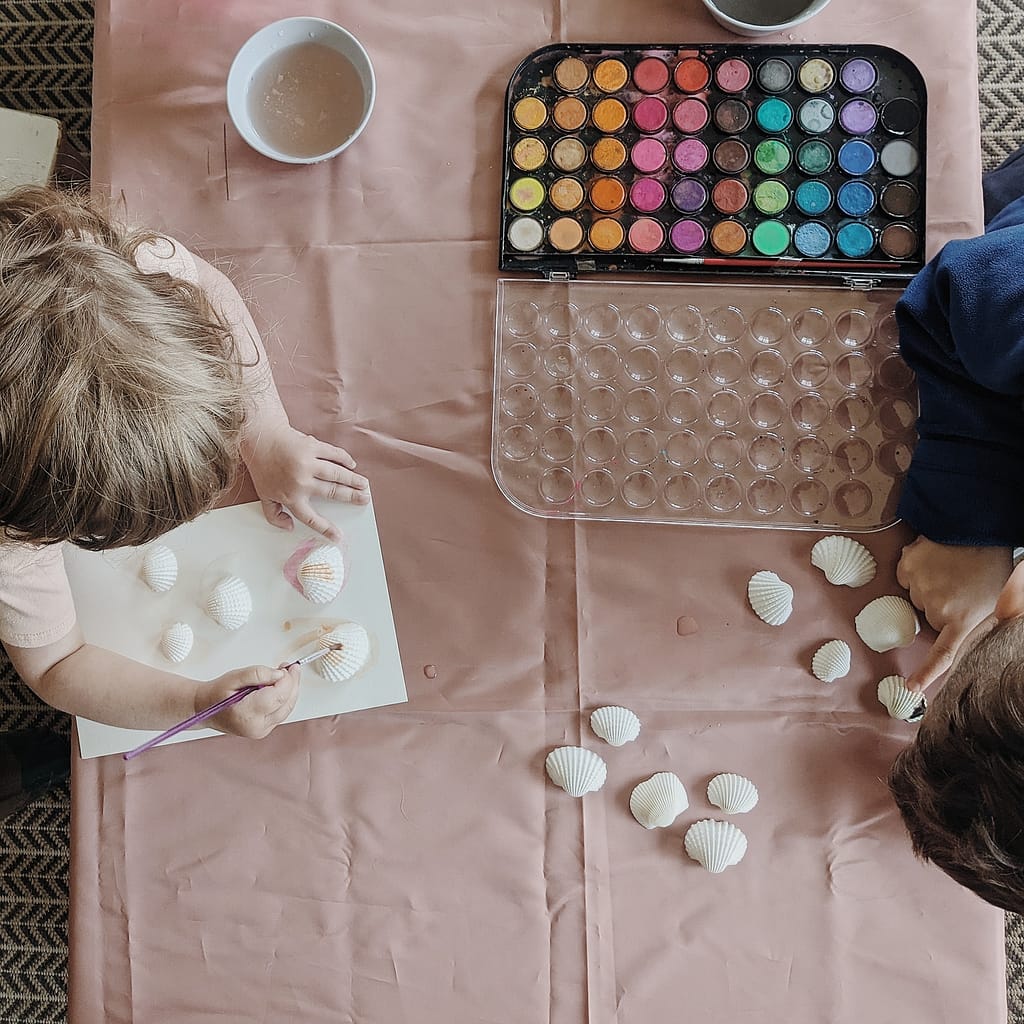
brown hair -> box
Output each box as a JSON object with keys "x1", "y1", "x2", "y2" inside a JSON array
[
  {"x1": 0, "y1": 186, "x2": 245, "y2": 550},
  {"x1": 888, "y1": 616, "x2": 1024, "y2": 911}
]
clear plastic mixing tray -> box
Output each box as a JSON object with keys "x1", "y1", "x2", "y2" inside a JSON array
[{"x1": 491, "y1": 278, "x2": 915, "y2": 531}]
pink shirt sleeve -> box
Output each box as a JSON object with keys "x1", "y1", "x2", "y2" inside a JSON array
[
  {"x1": 0, "y1": 235, "x2": 200, "y2": 650},
  {"x1": 0, "y1": 541, "x2": 77, "y2": 648}
]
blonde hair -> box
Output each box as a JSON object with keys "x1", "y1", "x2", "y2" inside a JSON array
[{"x1": 0, "y1": 186, "x2": 246, "y2": 550}]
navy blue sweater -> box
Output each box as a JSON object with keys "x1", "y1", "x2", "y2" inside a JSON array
[{"x1": 896, "y1": 194, "x2": 1024, "y2": 546}]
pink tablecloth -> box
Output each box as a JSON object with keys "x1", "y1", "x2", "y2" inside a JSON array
[{"x1": 71, "y1": 2, "x2": 1002, "y2": 1022}]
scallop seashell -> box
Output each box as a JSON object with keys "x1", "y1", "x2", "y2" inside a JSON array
[
  {"x1": 629, "y1": 772, "x2": 689, "y2": 829},
  {"x1": 855, "y1": 596, "x2": 920, "y2": 653},
  {"x1": 811, "y1": 639, "x2": 852, "y2": 683},
  {"x1": 810, "y1": 536, "x2": 877, "y2": 588},
  {"x1": 298, "y1": 544, "x2": 346, "y2": 604},
  {"x1": 877, "y1": 674, "x2": 928, "y2": 722},
  {"x1": 315, "y1": 622, "x2": 371, "y2": 683},
  {"x1": 590, "y1": 705, "x2": 641, "y2": 746},
  {"x1": 159, "y1": 622, "x2": 193, "y2": 663},
  {"x1": 707, "y1": 773, "x2": 759, "y2": 814},
  {"x1": 141, "y1": 544, "x2": 178, "y2": 593},
  {"x1": 545, "y1": 746, "x2": 608, "y2": 797},
  {"x1": 684, "y1": 819, "x2": 748, "y2": 873},
  {"x1": 204, "y1": 576, "x2": 252, "y2": 630},
  {"x1": 747, "y1": 570, "x2": 794, "y2": 626}
]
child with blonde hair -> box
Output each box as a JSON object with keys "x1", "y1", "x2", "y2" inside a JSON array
[{"x1": 0, "y1": 186, "x2": 368, "y2": 750}]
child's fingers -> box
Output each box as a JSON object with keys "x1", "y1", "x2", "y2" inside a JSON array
[
  {"x1": 260, "y1": 499, "x2": 295, "y2": 531},
  {"x1": 314, "y1": 463, "x2": 370, "y2": 495},
  {"x1": 315, "y1": 477, "x2": 370, "y2": 504},
  {"x1": 290, "y1": 500, "x2": 341, "y2": 542},
  {"x1": 315, "y1": 440, "x2": 358, "y2": 470},
  {"x1": 906, "y1": 621, "x2": 974, "y2": 692}
]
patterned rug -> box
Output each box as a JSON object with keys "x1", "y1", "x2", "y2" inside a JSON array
[{"x1": 0, "y1": 0, "x2": 1021, "y2": 1021}]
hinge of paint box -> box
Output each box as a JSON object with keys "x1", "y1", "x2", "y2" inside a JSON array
[
  {"x1": 544, "y1": 270, "x2": 572, "y2": 281},
  {"x1": 843, "y1": 276, "x2": 881, "y2": 291}
]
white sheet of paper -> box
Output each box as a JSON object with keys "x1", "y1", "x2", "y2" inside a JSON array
[{"x1": 64, "y1": 498, "x2": 406, "y2": 759}]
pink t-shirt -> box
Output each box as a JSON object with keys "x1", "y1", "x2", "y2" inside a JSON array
[{"x1": 0, "y1": 236, "x2": 199, "y2": 648}]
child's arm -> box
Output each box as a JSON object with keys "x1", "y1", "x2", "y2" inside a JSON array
[
  {"x1": 193, "y1": 254, "x2": 370, "y2": 543},
  {"x1": 4, "y1": 627, "x2": 300, "y2": 736},
  {"x1": 895, "y1": 196, "x2": 1024, "y2": 686}
]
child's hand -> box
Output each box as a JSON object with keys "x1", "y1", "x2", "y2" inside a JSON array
[
  {"x1": 243, "y1": 423, "x2": 370, "y2": 542},
  {"x1": 897, "y1": 537, "x2": 1013, "y2": 691},
  {"x1": 201, "y1": 664, "x2": 301, "y2": 739}
]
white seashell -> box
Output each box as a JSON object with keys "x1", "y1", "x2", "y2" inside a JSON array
[
  {"x1": 159, "y1": 622, "x2": 193, "y2": 663},
  {"x1": 141, "y1": 544, "x2": 178, "y2": 593},
  {"x1": 298, "y1": 544, "x2": 346, "y2": 604},
  {"x1": 590, "y1": 705, "x2": 641, "y2": 746},
  {"x1": 545, "y1": 746, "x2": 607, "y2": 797},
  {"x1": 810, "y1": 536, "x2": 877, "y2": 588},
  {"x1": 315, "y1": 622, "x2": 371, "y2": 683},
  {"x1": 707, "y1": 773, "x2": 759, "y2": 814},
  {"x1": 855, "y1": 596, "x2": 920, "y2": 653},
  {"x1": 684, "y1": 819, "x2": 748, "y2": 873},
  {"x1": 811, "y1": 639, "x2": 852, "y2": 683},
  {"x1": 630, "y1": 772, "x2": 688, "y2": 829},
  {"x1": 747, "y1": 570, "x2": 794, "y2": 626},
  {"x1": 204, "y1": 576, "x2": 252, "y2": 630},
  {"x1": 877, "y1": 674, "x2": 928, "y2": 722}
]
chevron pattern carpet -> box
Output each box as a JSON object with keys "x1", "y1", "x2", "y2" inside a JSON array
[{"x1": 0, "y1": 0, "x2": 1021, "y2": 1021}]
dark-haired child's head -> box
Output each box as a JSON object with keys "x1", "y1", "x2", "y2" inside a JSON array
[
  {"x1": 889, "y1": 575, "x2": 1024, "y2": 912},
  {"x1": 0, "y1": 186, "x2": 246, "y2": 550}
]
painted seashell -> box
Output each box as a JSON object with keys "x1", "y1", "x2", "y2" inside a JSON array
[
  {"x1": 811, "y1": 639, "x2": 852, "y2": 683},
  {"x1": 707, "y1": 772, "x2": 759, "y2": 814},
  {"x1": 315, "y1": 622, "x2": 371, "y2": 683},
  {"x1": 141, "y1": 544, "x2": 178, "y2": 593},
  {"x1": 545, "y1": 746, "x2": 607, "y2": 797},
  {"x1": 629, "y1": 772, "x2": 689, "y2": 829},
  {"x1": 590, "y1": 705, "x2": 641, "y2": 746},
  {"x1": 810, "y1": 535, "x2": 877, "y2": 588},
  {"x1": 204, "y1": 576, "x2": 252, "y2": 630},
  {"x1": 747, "y1": 570, "x2": 794, "y2": 626},
  {"x1": 684, "y1": 819, "x2": 748, "y2": 873},
  {"x1": 855, "y1": 596, "x2": 920, "y2": 653},
  {"x1": 298, "y1": 544, "x2": 346, "y2": 604},
  {"x1": 159, "y1": 622, "x2": 193, "y2": 663},
  {"x1": 877, "y1": 674, "x2": 928, "y2": 722}
]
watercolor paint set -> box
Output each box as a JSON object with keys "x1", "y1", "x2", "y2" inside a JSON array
[{"x1": 500, "y1": 43, "x2": 926, "y2": 282}]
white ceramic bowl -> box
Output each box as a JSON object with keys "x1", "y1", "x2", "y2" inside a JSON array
[
  {"x1": 701, "y1": 0, "x2": 833, "y2": 36},
  {"x1": 226, "y1": 17, "x2": 375, "y2": 164}
]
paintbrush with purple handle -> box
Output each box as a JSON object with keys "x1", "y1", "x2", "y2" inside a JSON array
[{"x1": 122, "y1": 644, "x2": 338, "y2": 761}]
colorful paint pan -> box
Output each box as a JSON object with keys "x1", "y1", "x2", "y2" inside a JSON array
[
  {"x1": 508, "y1": 216, "x2": 544, "y2": 251},
  {"x1": 592, "y1": 137, "x2": 627, "y2": 171},
  {"x1": 670, "y1": 218, "x2": 706, "y2": 253},
  {"x1": 549, "y1": 177, "x2": 585, "y2": 212},
  {"x1": 633, "y1": 56, "x2": 669, "y2": 94},
  {"x1": 673, "y1": 97, "x2": 710, "y2": 133},
  {"x1": 757, "y1": 57, "x2": 794, "y2": 93},
  {"x1": 549, "y1": 217, "x2": 584, "y2": 251},
  {"x1": 630, "y1": 177, "x2": 666, "y2": 213},
  {"x1": 631, "y1": 138, "x2": 666, "y2": 173},
  {"x1": 553, "y1": 96, "x2": 587, "y2": 131},
  {"x1": 501, "y1": 43, "x2": 927, "y2": 277},
  {"x1": 672, "y1": 177, "x2": 708, "y2": 213},
  {"x1": 554, "y1": 56, "x2": 589, "y2": 92},
  {"x1": 551, "y1": 137, "x2": 586, "y2": 172},
  {"x1": 674, "y1": 56, "x2": 710, "y2": 93},
  {"x1": 628, "y1": 217, "x2": 666, "y2": 252}
]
